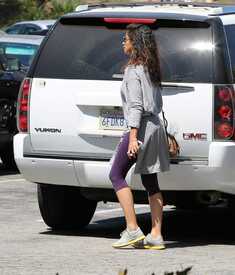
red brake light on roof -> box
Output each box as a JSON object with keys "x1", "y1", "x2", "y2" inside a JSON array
[
  {"x1": 103, "y1": 18, "x2": 156, "y2": 24},
  {"x1": 17, "y1": 78, "x2": 31, "y2": 132}
]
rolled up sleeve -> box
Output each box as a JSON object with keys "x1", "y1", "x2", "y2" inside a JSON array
[{"x1": 126, "y1": 71, "x2": 143, "y2": 129}]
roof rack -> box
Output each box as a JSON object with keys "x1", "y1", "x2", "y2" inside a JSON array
[
  {"x1": 74, "y1": 2, "x2": 235, "y2": 16},
  {"x1": 75, "y1": 2, "x2": 146, "y2": 12}
]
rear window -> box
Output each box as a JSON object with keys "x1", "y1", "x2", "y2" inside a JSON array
[
  {"x1": 225, "y1": 25, "x2": 235, "y2": 81},
  {"x1": 33, "y1": 19, "x2": 212, "y2": 83},
  {"x1": 0, "y1": 42, "x2": 38, "y2": 67}
]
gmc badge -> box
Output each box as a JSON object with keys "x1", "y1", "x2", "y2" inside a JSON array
[{"x1": 183, "y1": 133, "x2": 207, "y2": 141}]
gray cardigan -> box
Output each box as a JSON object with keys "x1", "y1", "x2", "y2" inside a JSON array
[
  {"x1": 120, "y1": 64, "x2": 170, "y2": 174},
  {"x1": 121, "y1": 65, "x2": 163, "y2": 129}
]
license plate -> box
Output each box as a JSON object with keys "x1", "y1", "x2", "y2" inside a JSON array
[{"x1": 100, "y1": 110, "x2": 127, "y2": 130}]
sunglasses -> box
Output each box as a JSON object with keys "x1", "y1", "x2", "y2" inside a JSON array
[{"x1": 122, "y1": 36, "x2": 130, "y2": 43}]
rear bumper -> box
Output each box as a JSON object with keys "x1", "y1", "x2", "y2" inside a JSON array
[{"x1": 14, "y1": 133, "x2": 235, "y2": 195}]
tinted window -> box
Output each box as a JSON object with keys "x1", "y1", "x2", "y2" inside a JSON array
[
  {"x1": 225, "y1": 25, "x2": 235, "y2": 80},
  {"x1": 33, "y1": 20, "x2": 212, "y2": 83},
  {"x1": 0, "y1": 42, "x2": 38, "y2": 68},
  {"x1": 23, "y1": 24, "x2": 40, "y2": 34},
  {"x1": 5, "y1": 25, "x2": 23, "y2": 34}
]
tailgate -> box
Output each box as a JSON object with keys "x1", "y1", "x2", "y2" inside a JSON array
[{"x1": 28, "y1": 16, "x2": 214, "y2": 161}]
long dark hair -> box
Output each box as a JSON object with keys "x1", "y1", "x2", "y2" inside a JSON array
[{"x1": 126, "y1": 24, "x2": 161, "y2": 86}]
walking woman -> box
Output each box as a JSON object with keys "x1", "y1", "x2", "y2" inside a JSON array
[{"x1": 109, "y1": 24, "x2": 170, "y2": 249}]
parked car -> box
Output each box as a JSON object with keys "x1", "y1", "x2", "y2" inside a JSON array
[
  {"x1": 28, "y1": 29, "x2": 49, "y2": 36},
  {"x1": 4, "y1": 20, "x2": 55, "y2": 35},
  {"x1": 0, "y1": 30, "x2": 6, "y2": 36},
  {"x1": 0, "y1": 34, "x2": 43, "y2": 168},
  {"x1": 14, "y1": 2, "x2": 235, "y2": 229}
]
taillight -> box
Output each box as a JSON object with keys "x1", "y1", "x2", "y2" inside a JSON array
[
  {"x1": 17, "y1": 78, "x2": 31, "y2": 132},
  {"x1": 214, "y1": 85, "x2": 235, "y2": 140}
]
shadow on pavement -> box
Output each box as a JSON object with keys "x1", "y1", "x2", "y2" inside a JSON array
[
  {"x1": 0, "y1": 163, "x2": 19, "y2": 176},
  {"x1": 40, "y1": 206, "x2": 235, "y2": 248}
]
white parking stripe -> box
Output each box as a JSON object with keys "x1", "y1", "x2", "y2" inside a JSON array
[
  {"x1": 95, "y1": 205, "x2": 149, "y2": 215},
  {"x1": 0, "y1": 178, "x2": 25, "y2": 183}
]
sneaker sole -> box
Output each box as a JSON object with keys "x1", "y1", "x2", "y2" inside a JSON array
[
  {"x1": 112, "y1": 235, "x2": 145, "y2": 248},
  {"x1": 144, "y1": 244, "x2": 165, "y2": 250}
]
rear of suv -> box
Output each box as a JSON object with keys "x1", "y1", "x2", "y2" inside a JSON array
[{"x1": 14, "y1": 3, "x2": 235, "y2": 229}]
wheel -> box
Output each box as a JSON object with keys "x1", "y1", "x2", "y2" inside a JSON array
[
  {"x1": 0, "y1": 145, "x2": 17, "y2": 169},
  {"x1": 37, "y1": 183, "x2": 97, "y2": 230}
]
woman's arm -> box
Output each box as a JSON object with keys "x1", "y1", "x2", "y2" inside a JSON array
[{"x1": 125, "y1": 68, "x2": 144, "y2": 158}]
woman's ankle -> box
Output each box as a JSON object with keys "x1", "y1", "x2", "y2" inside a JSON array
[
  {"x1": 127, "y1": 225, "x2": 139, "y2": 232},
  {"x1": 150, "y1": 230, "x2": 162, "y2": 239}
]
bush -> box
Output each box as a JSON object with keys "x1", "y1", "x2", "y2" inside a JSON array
[
  {"x1": 0, "y1": 0, "x2": 22, "y2": 27},
  {"x1": 0, "y1": 0, "x2": 80, "y2": 28},
  {"x1": 18, "y1": 0, "x2": 45, "y2": 20},
  {"x1": 45, "y1": 0, "x2": 80, "y2": 18},
  {"x1": 19, "y1": 0, "x2": 80, "y2": 20}
]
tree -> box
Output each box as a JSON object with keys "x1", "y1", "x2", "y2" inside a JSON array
[
  {"x1": 0, "y1": 0, "x2": 22, "y2": 26},
  {"x1": 18, "y1": 0, "x2": 80, "y2": 21},
  {"x1": 18, "y1": 0, "x2": 44, "y2": 20}
]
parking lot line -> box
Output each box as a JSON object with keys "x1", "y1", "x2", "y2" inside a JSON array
[
  {"x1": 0, "y1": 178, "x2": 25, "y2": 183},
  {"x1": 95, "y1": 205, "x2": 149, "y2": 215}
]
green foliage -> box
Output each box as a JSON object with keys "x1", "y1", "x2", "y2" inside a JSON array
[
  {"x1": 19, "y1": 0, "x2": 80, "y2": 20},
  {"x1": 47, "y1": 0, "x2": 81, "y2": 18},
  {"x1": 19, "y1": 0, "x2": 44, "y2": 20},
  {"x1": 0, "y1": 0, "x2": 80, "y2": 28},
  {"x1": 0, "y1": 0, "x2": 22, "y2": 26}
]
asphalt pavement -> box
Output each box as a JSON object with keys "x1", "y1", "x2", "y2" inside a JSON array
[{"x1": 1, "y1": 165, "x2": 235, "y2": 275}]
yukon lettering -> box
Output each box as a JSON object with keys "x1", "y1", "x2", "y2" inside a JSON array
[
  {"x1": 183, "y1": 133, "x2": 207, "y2": 141},
  {"x1": 35, "y1": 128, "x2": 62, "y2": 133}
]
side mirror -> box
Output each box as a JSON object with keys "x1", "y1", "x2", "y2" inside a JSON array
[{"x1": 6, "y1": 58, "x2": 20, "y2": 71}]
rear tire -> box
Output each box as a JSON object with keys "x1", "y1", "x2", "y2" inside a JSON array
[
  {"x1": 0, "y1": 146, "x2": 17, "y2": 169},
  {"x1": 37, "y1": 184, "x2": 97, "y2": 230}
]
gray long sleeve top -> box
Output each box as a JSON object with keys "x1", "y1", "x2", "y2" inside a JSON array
[
  {"x1": 118, "y1": 64, "x2": 170, "y2": 174},
  {"x1": 121, "y1": 64, "x2": 162, "y2": 128}
]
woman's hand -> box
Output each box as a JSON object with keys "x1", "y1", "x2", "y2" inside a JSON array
[
  {"x1": 127, "y1": 128, "x2": 139, "y2": 159},
  {"x1": 127, "y1": 139, "x2": 139, "y2": 159}
]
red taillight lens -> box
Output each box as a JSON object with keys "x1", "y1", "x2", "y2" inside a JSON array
[
  {"x1": 214, "y1": 85, "x2": 235, "y2": 140},
  {"x1": 216, "y1": 122, "x2": 233, "y2": 139},
  {"x1": 218, "y1": 87, "x2": 233, "y2": 102},
  {"x1": 17, "y1": 78, "x2": 31, "y2": 132},
  {"x1": 217, "y1": 105, "x2": 232, "y2": 120}
]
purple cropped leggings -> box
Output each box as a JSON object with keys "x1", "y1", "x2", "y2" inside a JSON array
[{"x1": 109, "y1": 132, "x2": 160, "y2": 196}]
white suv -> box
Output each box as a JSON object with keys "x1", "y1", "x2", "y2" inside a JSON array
[{"x1": 14, "y1": 3, "x2": 235, "y2": 229}]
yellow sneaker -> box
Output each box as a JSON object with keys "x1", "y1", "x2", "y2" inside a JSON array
[
  {"x1": 112, "y1": 228, "x2": 145, "y2": 248},
  {"x1": 143, "y1": 234, "x2": 165, "y2": 250}
]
